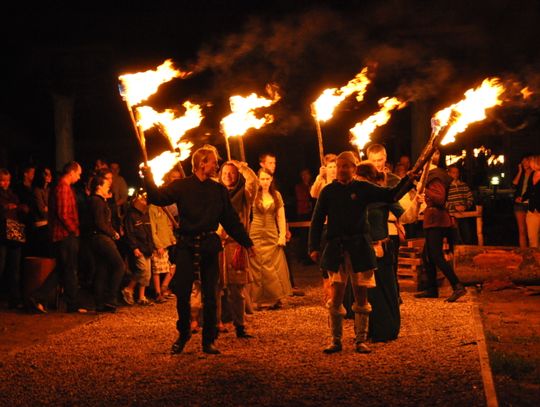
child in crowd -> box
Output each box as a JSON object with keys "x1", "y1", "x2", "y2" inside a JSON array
[
  {"x1": 148, "y1": 203, "x2": 176, "y2": 303},
  {"x1": 122, "y1": 194, "x2": 155, "y2": 305}
]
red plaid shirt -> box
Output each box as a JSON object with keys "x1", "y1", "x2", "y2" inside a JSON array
[{"x1": 49, "y1": 177, "x2": 79, "y2": 242}]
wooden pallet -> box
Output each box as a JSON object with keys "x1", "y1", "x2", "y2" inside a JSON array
[{"x1": 398, "y1": 239, "x2": 424, "y2": 289}]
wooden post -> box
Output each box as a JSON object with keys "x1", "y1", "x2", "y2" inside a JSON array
[{"x1": 475, "y1": 205, "x2": 484, "y2": 246}]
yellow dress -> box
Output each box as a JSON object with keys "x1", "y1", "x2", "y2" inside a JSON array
[{"x1": 248, "y1": 192, "x2": 292, "y2": 305}]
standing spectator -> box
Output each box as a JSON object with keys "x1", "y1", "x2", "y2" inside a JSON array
[
  {"x1": 512, "y1": 155, "x2": 533, "y2": 248},
  {"x1": 29, "y1": 162, "x2": 86, "y2": 313},
  {"x1": 0, "y1": 168, "x2": 27, "y2": 309},
  {"x1": 88, "y1": 170, "x2": 125, "y2": 312},
  {"x1": 110, "y1": 162, "x2": 129, "y2": 221},
  {"x1": 366, "y1": 144, "x2": 402, "y2": 301},
  {"x1": 447, "y1": 166, "x2": 475, "y2": 244},
  {"x1": 294, "y1": 168, "x2": 314, "y2": 265},
  {"x1": 295, "y1": 169, "x2": 313, "y2": 220},
  {"x1": 415, "y1": 151, "x2": 467, "y2": 302},
  {"x1": 357, "y1": 162, "x2": 402, "y2": 342},
  {"x1": 523, "y1": 155, "x2": 540, "y2": 248},
  {"x1": 394, "y1": 163, "x2": 407, "y2": 179},
  {"x1": 249, "y1": 168, "x2": 292, "y2": 309},
  {"x1": 32, "y1": 167, "x2": 53, "y2": 257},
  {"x1": 13, "y1": 165, "x2": 35, "y2": 254},
  {"x1": 148, "y1": 202, "x2": 176, "y2": 303},
  {"x1": 122, "y1": 194, "x2": 154, "y2": 306},
  {"x1": 259, "y1": 152, "x2": 303, "y2": 296},
  {"x1": 310, "y1": 154, "x2": 337, "y2": 199},
  {"x1": 398, "y1": 155, "x2": 411, "y2": 172}
]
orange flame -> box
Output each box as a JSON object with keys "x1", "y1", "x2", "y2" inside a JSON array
[
  {"x1": 312, "y1": 68, "x2": 371, "y2": 122},
  {"x1": 521, "y1": 86, "x2": 533, "y2": 99},
  {"x1": 433, "y1": 78, "x2": 505, "y2": 145},
  {"x1": 221, "y1": 91, "x2": 280, "y2": 138},
  {"x1": 142, "y1": 151, "x2": 181, "y2": 187},
  {"x1": 136, "y1": 102, "x2": 203, "y2": 148},
  {"x1": 119, "y1": 59, "x2": 189, "y2": 106},
  {"x1": 349, "y1": 97, "x2": 406, "y2": 151},
  {"x1": 487, "y1": 155, "x2": 505, "y2": 166}
]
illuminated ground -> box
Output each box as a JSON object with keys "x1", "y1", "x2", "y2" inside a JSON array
[{"x1": 0, "y1": 266, "x2": 485, "y2": 406}]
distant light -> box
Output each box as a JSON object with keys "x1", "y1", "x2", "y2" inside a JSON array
[
  {"x1": 490, "y1": 176, "x2": 500, "y2": 186},
  {"x1": 501, "y1": 173, "x2": 505, "y2": 178},
  {"x1": 128, "y1": 187, "x2": 136, "y2": 196}
]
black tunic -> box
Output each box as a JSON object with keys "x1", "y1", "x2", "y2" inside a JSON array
[{"x1": 144, "y1": 175, "x2": 253, "y2": 248}]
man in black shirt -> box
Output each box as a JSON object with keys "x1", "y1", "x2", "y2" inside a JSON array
[{"x1": 144, "y1": 145, "x2": 254, "y2": 355}]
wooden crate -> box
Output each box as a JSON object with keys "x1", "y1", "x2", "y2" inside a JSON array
[{"x1": 398, "y1": 239, "x2": 424, "y2": 290}]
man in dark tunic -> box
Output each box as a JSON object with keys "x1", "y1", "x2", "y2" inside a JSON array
[
  {"x1": 309, "y1": 152, "x2": 414, "y2": 354},
  {"x1": 143, "y1": 146, "x2": 254, "y2": 355}
]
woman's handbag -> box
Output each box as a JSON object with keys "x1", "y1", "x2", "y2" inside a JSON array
[{"x1": 6, "y1": 219, "x2": 26, "y2": 243}]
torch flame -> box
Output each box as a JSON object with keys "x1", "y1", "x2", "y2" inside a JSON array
[
  {"x1": 349, "y1": 97, "x2": 406, "y2": 151},
  {"x1": 312, "y1": 68, "x2": 371, "y2": 122},
  {"x1": 119, "y1": 59, "x2": 189, "y2": 106},
  {"x1": 142, "y1": 151, "x2": 181, "y2": 187},
  {"x1": 521, "y1": 86, "x2": 533, "y2": 99},
  {"x1": 136, "y1": 102, "x2": 203, "y2": 147},
  {"x1": 487, "y1": 155, "x2": 505, "y2": 166},
  {"x1": 221, "y1": 92, "x2": 280, "y2": 138},
  {"x1": 433, "y1": 78, "x2": 505, "y2": 145}
]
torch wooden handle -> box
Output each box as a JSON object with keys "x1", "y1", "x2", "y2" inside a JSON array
[{"x1": 310, "y1": 104, "x2": 325, "y2": 166}]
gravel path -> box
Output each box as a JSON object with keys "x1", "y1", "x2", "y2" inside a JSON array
[{"x1": 0, "y1": 272, "x2": 485, "y2": 406}]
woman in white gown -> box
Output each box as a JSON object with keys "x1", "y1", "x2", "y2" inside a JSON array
[{"x1": 249, "y1": 168, "x2": 292, "y2": 309}]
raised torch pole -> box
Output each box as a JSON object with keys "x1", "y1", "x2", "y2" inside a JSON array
[
  {"x1": 222, "y1": 131, "x2": 232, "y2": 161},
  {"x1": 393, "y1": 111, "x2": 459, "y2": 199},
  {"x1": 238, "y1": 137, "x2": 246, "y2": 162},
  {"x1": 118, "y1": 84, "x2": 148, "y2": 166},
  {"x1": 310, "y1": 103, "x2": 325, "y2": 166}
]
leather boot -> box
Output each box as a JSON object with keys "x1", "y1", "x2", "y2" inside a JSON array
[
  {"x1": 446, "y1": 283, "x2": 467, "y2": 302},
  {"x1": 353, "y1": 303, "x2": 372, "y2": 354},
  {"x1": 171, "y1": 335, "x2": 191, "y2": 354},
  {"x1": 323, "y1": 301, "x2": 346, "y2": 354},
  {"x1": 236, "y1": 325, "x2": 254, "y2": 338}
]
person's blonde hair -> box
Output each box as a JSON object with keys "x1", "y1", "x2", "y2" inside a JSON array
[
  {"x1": 191, "y1": 145, "x2": 219, "y2": 171},
  {"x1": 529, "y1": 155, "x2": 540, "y2": 169}
]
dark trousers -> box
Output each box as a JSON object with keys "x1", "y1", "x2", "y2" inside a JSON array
[
  {"x1": 35, "y1": 235, "x2": 80, "y2": 308},
  {"x1": 173, "y1": 240, "x2": 220, "y2": 345},
  {"x1": 0, "y1": 242, "x2": 22, "y2": 304},
  {"x1": 91, "y1": 234, "x2": 125, "y2": 308},
  {"x1": 422, "y1": 227, "x2": 460, "y2": 293},
  {"x1": 455, "y1": 218, "x2": 475, "y2": 245}
]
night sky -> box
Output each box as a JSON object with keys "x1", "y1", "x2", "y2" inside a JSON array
[{"x1": 1, "y1": 0, "x2": 539, "y2": 186}]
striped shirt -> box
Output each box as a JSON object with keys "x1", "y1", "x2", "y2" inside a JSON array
[{"x1": 447, "y1": 180, "x2": 474, "y2": 214}]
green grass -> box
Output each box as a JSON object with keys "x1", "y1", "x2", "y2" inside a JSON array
[{"x1": 490, "y1": 350, "x2": 538, "y2": 381}]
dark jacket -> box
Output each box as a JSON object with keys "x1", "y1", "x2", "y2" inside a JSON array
[
  {"x1": 124, "y1": 205, "x2": 154, "y2": 257},
  {"x1": 88, "y1": 195, "x2": 117, "y2": 238},
  {"x1": 309, "y1": 177, "x2": 412, "y2": 273}
]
